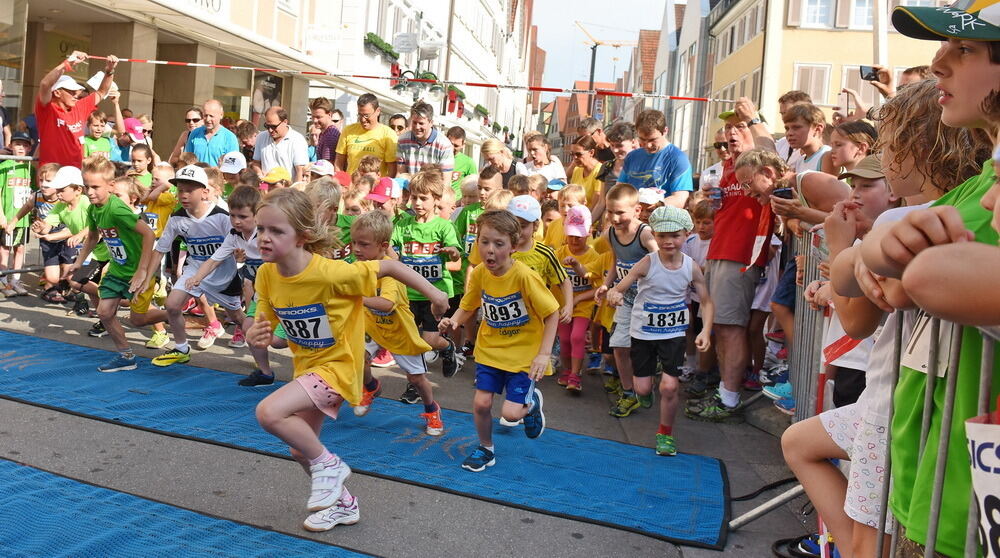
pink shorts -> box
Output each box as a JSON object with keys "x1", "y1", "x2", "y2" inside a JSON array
[{"x1": 295, "y1": 372, "x2": 345, "y2": 420}]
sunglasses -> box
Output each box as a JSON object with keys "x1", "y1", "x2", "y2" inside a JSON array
[
  {"x1": 331, "y1": 119, "x2": 341, "y2": 124},
  {"x1": 713, "y1": 142, "x2": 728, "y2": 150},
  {"x1": 390, "y1": 125, "x2": 405, "y2": 131},
  {"x1": 570, "y1": 151, "x2": 585, "y2": 158},
  {"x1": 185, "y1": 118, "x2": 202, "y2": 123},
  {"x1": 264, "y1": 121, "x2": 285, "y2": 131}
]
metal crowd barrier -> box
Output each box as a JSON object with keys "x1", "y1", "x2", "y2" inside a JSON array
[{"x1": 791, "y1": 230, "x2": 825, "y2": 423}]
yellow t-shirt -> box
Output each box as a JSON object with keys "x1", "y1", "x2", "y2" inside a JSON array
[
  {"x1": 571, "y1": 164, "x2": 603, "y2": 207},
  {"x1": 555, "y1": 244, "x2": 602, "y2": 319},
  {"x1": 542, "y1": 216, "x2": 564, "y2": 252},
  {"x1": 255, "y1": 255, "x2": 378, "y2": 405},
  {"x1": 460, "y1": 260, "x2": 559, "y2": 373},
  {"x1": 335, "y1": 122, "x2": 398, "y2": 175},
  {"x1": 144, "y1": 190, "x2": 177, "y2": 238},
  {"x1": 364, "y1": 273, "x2": 433, "y2": 357}
]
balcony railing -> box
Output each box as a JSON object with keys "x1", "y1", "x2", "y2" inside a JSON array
[{"x1": 708, "y1": 0, "x2": 742, "y2": 29}]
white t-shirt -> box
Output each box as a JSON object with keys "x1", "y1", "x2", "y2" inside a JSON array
[
  {"x1": 681, "y1": 234, "x2": 711, "y2": 303},
  {"x1": 515, "y1": 158, "x2": 567, "y2": 182},
  {"x1": 155, "y1": 204, "x2": 238, "y2": 294},
  {"x1": 211, "y1": 228, "x2": 263, "y2": 282},
  {"x1": 253, "y1": 129, "x2": 310, "y2": 175}
]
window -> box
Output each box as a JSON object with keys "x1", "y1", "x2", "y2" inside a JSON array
[
  {"x1": 739, "y1": 75, "x2": 748, "y2": 98},
  {"x1": 737, "y1": 18, "x2": 746, "y2": 48},
  {"x1": 749, "y1": 7, "x2": 758, "y2": 39},
  {"x1": 794, "y1": 64, "x2": 831, "y2": 104},
  {"x1": 803, "y1": 0, "x2": 834, "y2": 27},
  {"x1": 852, "y1": 0, "x2": 873, "y2": 28},
  {"x1": 750, "y1": 69, "x2": 761, "y2": 105}
]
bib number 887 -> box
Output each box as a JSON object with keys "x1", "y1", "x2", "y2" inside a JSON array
[{"x1": 281, "y1": 317, "x2": 322, "y2": 339}]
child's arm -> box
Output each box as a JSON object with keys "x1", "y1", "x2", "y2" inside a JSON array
[
  {"x1": 864, "y1": 206, "x2": 972, "y2": 279},
  {"x1": 530, "y1": 310, "x2": 559, "y2": 380},
  {"x1": 363, "y1": 295, "x2": 395, "y2": 313},
  {"x1": 144, "y1": 177, "x2": 171, "y2": 204},
  {"x1": 572, "y1": 289, "x2": 596, "y2": 306},
  {"x1": 10, "y1": 196, "x2": 35, "y2": 225},
  {"x1": 129, "y1": 220, "x2": 157, "y2": 294},
  {"x1": 63, "y1": 229, "x2": 101, "y2": 279},
  {"x1": 901, "y1": 242, "x2": 1000, "y2": 326},
  {"x1": 639, "y1": 226, "x2": 659, "y2": 254},
  {"x1": 185, "y1": 258, "x2": 221, "y2": 290},
  {"x1": 690, "y1": 263, "x2": 714, "y2": 352},
  {"x1": 603, "y1": 256, "x2": 651, "y2": 307},
  {"x1": 558, "y1": 278, "x2": 573, "y2": 324},
  {"x1": 376, "y1": 260, "x2": 449, "y2": 317},
  {"x1": 439, "y1": 307, "x2": 472, "y2": 335}
]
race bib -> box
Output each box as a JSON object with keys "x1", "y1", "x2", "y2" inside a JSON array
[
  {"x1": 143, "y1": 212, "x2": 159, "y2": 232},
  {"x1": 273, "y1": 303, "x2": 335, "y2": 349},
  {"x1": 402, "y1": 255, "x2": 442, "y2": 282},
  {"x1": 482, "y1": 292, "x2": 529, "y2": 329},
  {"x1": 13, "y1": 187, "x2": 31, "y2": 208},
  {"x1": 465, "y1": 234, "x2": 476, "y2": 256},
  {"x1": 566, "y1": 268, "x2": 591, "y2": 292},
  {"x1": 104, "y1": 237, "x2": 128, "y2": 265},
  {"x1": 640, "y1": 301, "x2": 689, "y2": 335},
  {"x1": 186, "y1": 236, "x2": 224, "y2": 261}
]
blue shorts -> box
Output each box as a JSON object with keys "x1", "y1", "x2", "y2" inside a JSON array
[
  {"x1": 771, "y1": 259, "x2": 797, "y2": 309},
  {"x1": 475, "y1": 363, "x2": 534, "y2": 404}
]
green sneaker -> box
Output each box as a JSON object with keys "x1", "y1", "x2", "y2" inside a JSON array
[
  {"x1": 152, "y1": 348, "x2": 191, "y2": 367},
  {"x1": 655, "y1": 434, "x2": 677, "y2": 456},
  {"x1": 603, "y1": 376, "x2": 622, "y2": 395},
  {"x1": 610, "y1": 393, "x2": 640, "y2": 417},
  {"x1": 637, "y1": 392, "x2": 653, "y2": 408},
  {"x1": 685, "y1": 390, "x2": 719, "y2": 414},
  {"x1": 687, "y1": 398, "x2": 744, "y2": 423}
]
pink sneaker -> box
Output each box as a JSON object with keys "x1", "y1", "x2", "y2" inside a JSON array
[
  {"x1": 228, "y1": 326, "x2": 247, "y2": 348},
  {"x1": 556, "y1": 369, "x2": 571, "y2": 386},
  {"x1": 197, "y1": 321, "x2": 224, "y2": 349},
  {"x1": 566, "y1": 373, "x2": 582, "y2": 392},
  {"x1": 371, "y1": 348, "x2": 396, "y2": 368}
]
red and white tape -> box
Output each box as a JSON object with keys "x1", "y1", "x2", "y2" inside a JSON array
[{"x1": 87, "y1": 56, "x2": 734, "y2": 103}]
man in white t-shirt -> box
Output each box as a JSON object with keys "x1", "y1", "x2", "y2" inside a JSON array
[
  {"x1": 699, "y1": 128, "x2": 731, "y2": 190},
  {"x1": 251, "y1": 106, "x2": 309, "y2": 182}
]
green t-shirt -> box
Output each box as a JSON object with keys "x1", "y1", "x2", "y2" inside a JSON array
[
  {"x1": 451, "y1": 152, "x2": 477, "y2": 197},
  {"x1": 45, "y1": 197, "x2": 91, "y2": 235},
  {"x1": 223, "y1": 182, "x2": 235, "y2": 199},
  {"x1": 136, "y1": 171, "x2": 152, "y2": 188},
  {"x1": 86, "y1": 195, "x2": 143, "y2": 280},
  {"x1": 330, "y1": 213, "x2": 357, "y2": 262},
  {"x1": 452, "y1": 202, "x2": 484, "y2": 296},
  {"x1": 83, "y1": 136, "x2": 113, "y2": 159},
  {"x1": 391, "y1": 213, "x2": 461, "y2": 300},
  {"x1": 0, "y1": 160, "x2": 35, "y2": 227},
  {"x1": 890, "y1": 161, "x2": 1000, "y2": 556}
]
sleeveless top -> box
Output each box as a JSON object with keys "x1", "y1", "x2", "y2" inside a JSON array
[
  {"x1": 630, "y1": 252, "x2": 693, "y2": 340},
  {"x1": 609, "y1": 223, "x2": 650, "y2": 305}
]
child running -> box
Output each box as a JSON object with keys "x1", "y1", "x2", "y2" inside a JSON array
[
  {"x1": 439, "y1": 209, "x2": 558, "y2": 472},
  {"x1": 604, "y1": 206, "x2": 714, "y2": 456},
  {"x1": 555, "y1": 205, "x2": 603, "y2": 392},
  {"x1": 351, "y1": 210, "x2": 444, "y2": 435},
  {"x1": 246, "y1": 188, "x2": 447, "y2": 531}
]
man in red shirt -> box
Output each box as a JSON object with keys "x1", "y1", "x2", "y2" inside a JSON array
[
  {"x1": 35, "y1": 51, "x2": 119, "y2": 168},
  {"x1": 687, "y1": 96, "x2": 775, "y2": 423}
]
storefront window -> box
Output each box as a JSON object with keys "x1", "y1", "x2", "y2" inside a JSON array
[{"x1": 0, "y1": 0, "x2": 28, "y2": 125}]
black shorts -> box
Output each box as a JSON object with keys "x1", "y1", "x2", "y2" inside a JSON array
[
  {"x1": 447, "y1": 295, "x2": 461, "y2": 319},
  {"x1": 409, "y1": 299, "x2": 440, "y2": 333},
  {"x1": 833, "y1": 366, "x2": 866, "y2": 408},
  {"x1": 0, "y1": 227, "x2": 28, "y2": 247},
  {"x1": 631, "y1": 336, "x2": 686, "y2": 378},
  {"x1": 72, "y1": 259, "x2": 108, "y2": 285},
  {"x1": 40, "y1": 239, "x2": 78, "y2": 266}
]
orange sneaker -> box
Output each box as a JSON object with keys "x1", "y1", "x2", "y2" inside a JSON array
[
  {"x1": 420, "y1": 408, "x2": 444, "y2": 436},
  {"x1": 353, "y1": 379, "x2": 382, "y2": 417}
]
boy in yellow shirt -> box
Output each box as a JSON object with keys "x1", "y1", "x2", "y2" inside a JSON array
[
  {"x1": 351, "y1": 210, "x2": 444, "y2": 436},
  {"x1": 439, "y1": 210, "x2": 559, "y2": 472}
]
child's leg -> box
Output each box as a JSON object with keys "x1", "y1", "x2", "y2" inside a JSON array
[
  {"x1": 851, "y1": 523, "x2": 891, "y2": 558},
  {"x1": 658, "y1": 373, "x2": 680, "y2": 431},
  {"x1": 244, "y1": 316, "x2": 273, "y2": 375},
  {"x1": 781, "y1": 416, "x2": 853, "y2": 551},
  {"x1": 287, "y1": 408, "x2": 326, "y2": 474},
  {"x1": 43, "y1": 265, "x2": 61, "y2": 289},
  {"x1": 164, "y1": 289, "x2": 193, "y2": 348},
  {"x1": 256, "y1": 381, "x2": 330, "y2": 461},
  {"x1": 199, "y1": 295, "x2": 218, "y2": 323},
  {"x1": 0, "y1": 245, "x2": 10, "y2": 281},
  {"x1": 629, "y1": 338, "x2": 655, "y2": 397},
  {"x1": 557, "y1": 319, "x2": 573, "y2": 373},
  {"x1": 407, "y1": 373, "x2": 437, "y2": 410},
  {"x1": 97, "y1": 297, "x2": 130, "y2": 352},
  {"x1": 10, "y1": 244, "x2": 25, "y2": 285},
  {"x1": 472, "y1": 390, "x2": 495, "y2": 447},
  {"x1": 610, "y1": 304, "x2": 635, "y2": 391},
  {"x1": 747, "y1": 309, "x2": 768, "y2": 376},
  {"x1": 569, "y1": 317, "x2": 590, "y2": 376}
]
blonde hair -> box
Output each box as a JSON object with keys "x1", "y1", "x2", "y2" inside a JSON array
[
  {"x1": 351, "y1": 209, "x2": 394, "y2": 245},
  {"x1": 460, "y1": 174, "x2": 480, "y2": 196},
  {"x1": 527, "y1": 174, "x2": 548, "y2": 196},
  {"x1": 477, "y1": 209, "x2": 520, "y2": 246},
  {"x1": 81, "y1": 155, "x2": 116, "y2": 183},
  {"x1": 507, "y1": 174, "x2": 532, "y2": 196},
  {"x1": 874, "y1": 79, "x2": 992, "y2": 193},
  {"x1": 302, "y1": 177, "x2": 345, "y2": 255},
  {"x1": 342, "y1": 189, "x2": 373, "y2": 212},
  {"x1": 38, "y1": 162, "x2": 61, "y2": 182},
  {"x1": 483, "y1": 189, "x2": 514, "y2": 210},
  {"x1": 734, "y1": 149, "x2": 791, "y2": 180},
  {"x1": 203, "y1": 166, "x2": 223, "y2": 196},
  {"x1": 408, "y1": 169, "x2": 445, "y2": 198},
  {"x1": 559, "y1": 183, "x2": 587, "y2": 203},
  {"x1": 357, "y1": 155, "x2": 382, "y2": 175},
  {"x1": 259, "y1": 188, "x2": 335, "y2": 255},
  {"x1": 439, "y1": 186, "x2": 456, "y2": 207},
  {"x1": 113, "y1": 176, "x2": 147, "y2": 205},
  {"x1": 481, "y1": 138, "x2": 510, "y2": 157},
  {"x1": 352, "y1": 175, "x2": 376, "y2": 197},
  {"x1": 604, "y1": 183, "x2": 638, "y2": 204}
]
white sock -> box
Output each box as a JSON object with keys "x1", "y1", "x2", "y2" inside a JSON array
[
  {"x1": 175, "y1": 342, "x2": 190, "y2": 353},
  {"x1": 483, "y1": 445, "x2": 494, "y2": 452},
  {"x1": 719, "y1": 386, "x2": 740, "y2": 408}
]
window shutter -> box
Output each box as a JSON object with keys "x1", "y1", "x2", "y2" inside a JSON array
[
  {"x1": 796, "y1": 66, "x2": 812, "y2": 97},
  {"x1": 835, "y1": 0, "x2": 851, "y2": 27},
  {"x1": 787, "y1": 0, "x2": 802, "y2": 26}
]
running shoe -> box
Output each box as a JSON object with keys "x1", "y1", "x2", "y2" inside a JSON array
[
  {"x1": 196, "y1": 321, "x2": 224, "y2": 349},
  {"x1": 566, "y1": 373, "x2": 582, "y2": 392},
  {"x1": 398, "y1": 383, "x2": 420, "y2": 404},
  {"x1": 238, "y1": 369, "x2": 275, "y2": 387},
  {"x1": 637, "y1": 392, "x2": 654, "y2": 409},
  {"x1": 603, "y1": 375, "x2": 622, "y2": 395},
  {"x1": 228, "y1": 327, "x2": 247, "y2": 348},
  {"x1": 303, "y1": 496, "x2": 360, "y2": 532},
  {"x1": 678, "y1": 366, "x2": 696, "y2": 383},
  {"x1": 742, "y1": 369, "x2": 763, "y2": 391},
  {"x1": 87, "y1": 321, "x2": 108, "y2": 338},
  {"x1": 765, "y1": 330, "x2": 786, "y2": 344},
  {"x1": 440, "y1": 339, "x2": 458, "y2": 377},
  {"x1": 523, "y1": 388, "x2": 545, "y2": 439},
  {"x1": 181, "y1": 297, "x2": 198, "y2": 315},
  {"x1": 72, "y1": 293, "x2": 90, "y2": 316},
  {"x1": 420, "y1": 408, "x2": 444, "y2": 436},
  {"x1": 687, "y1": 398, "x2": 743, "y2": 423},
  {"x1": 98, "y1": 354, "x2": 137, "y2": 373},
  {"x1": 454, "y1": 351, "x2": 466, "y2": 369},
  {"x1": 461, "y1": 446, "x2": 496, "y2": 472},
  {"x1": 762, "y1": 381, "x2": 793, "y2": 401},
  {"x1": 10, "y1": 281, "x2": 27, "y2": 296},
  {"x1": 152, "y1": 348, "x2": 191, "y2": 367},
  {"x1": 423, "y1": 349, "x2": 439, "y2": 364},
  {"x1": 760, "y1": 363, "x2": 789, "y2": 387},
  {"x1": 776, "y1": 347, "x2": 789, "y2": 360},
  {"x1": 461, "y1": 341, "x2": 475, "y2": 358},
  {"x1": 587, "y1": 352, "x2": 603, "y2": 371},
  {"x1": 774, "y1": 396, "x2": 796, "y2": 416},
  {"x1": 684, "y1": 374, "x2": 713, "y2": 398},
  {"x1": 498, "y1": 417, "x2": 523, "y2": 427},
  {"x1": 370, "y1": 348, "x2": 395, "y2": 368},
  {"x1": 189, "y1": 303, "x2": 206, "y2": 318},
  {"x1": 308, "y1": 456, "x2": 351, "y2": 512},
  {"x1": 610, "y1": 393, "x2": 640, "y2": 418},
  {"x1": 655, "y1": 433, "x2": 677, "y2": 456},
  {"x1": 145, "y1": 330, "x2": 170, "y2": 349},
  {"x1": 556, "y1": 369, "x2": 571, "y2": 387},
  {"x1": 353, "y1": 379, "x2": 382, "y2": 416}
]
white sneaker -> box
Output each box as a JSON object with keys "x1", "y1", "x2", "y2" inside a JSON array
[
  {"x1": 197, "y1": 322, "x2": 224, "y2": 350},
  {"x1": 307, "y1": 457, "x2": 351, "y2": 511},
  {"x1": 454, "y1": 351, "x2": 467, "y2": 369},
  {"x1": 423, "y1": 349, "x2": 439, "y2": 364},
  {"x1": 498, "y1": 417, "x2": 523, "y2": 427},
  {"x1": 10, "y1": 281, "x2": 28, "y2": 296},
  {"x1": 303, "y1": 496, "x2": 360, "y2": 531}
]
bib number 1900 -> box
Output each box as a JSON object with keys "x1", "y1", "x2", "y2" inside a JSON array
[{"x1": 273, "y1": 303, "x2": 335, "y2": 349}]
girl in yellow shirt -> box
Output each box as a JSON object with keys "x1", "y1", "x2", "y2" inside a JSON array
[
  {"x1": 247, "y1": 189, "x2": 447, "y2": 531},
  {"x1": 555, "y1": 206, "x2": 603, "y2": 392}
]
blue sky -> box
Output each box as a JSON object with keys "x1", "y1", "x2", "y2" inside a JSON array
[{"x1": 531, "y1": 0, "x2": 669, "y2": 101}]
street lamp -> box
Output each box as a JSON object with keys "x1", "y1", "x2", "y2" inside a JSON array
[{"x1": 392, "y1": 70, "x2": 444, "y2": 102}]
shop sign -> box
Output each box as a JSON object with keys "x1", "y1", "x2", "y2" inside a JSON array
[
  {"x1": 175, "y1": 0, "x2": 231, "y2": 20},
  {"x1": 44, "y1": 32, "x2": 90, "y2": 81},
  {"x1": 306, "y1": 24, "x2": 338, "y2": 56}
]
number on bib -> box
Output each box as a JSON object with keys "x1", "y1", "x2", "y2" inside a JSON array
[
  {"x1": 186, "y1": 236, "x2": 224, "y2": 260},
  {"x1": 144, "y1": 212, "x2": 159, "y2": 232},
  {"x1": 105, "y1": 238, "x2": 128, "y2": 265},
  {"x1": 403, "y1": 256, "x2": 442, "y2": 281},
  {"x1": 567, "y1": 268, "x2": 591, "y2": 292},
  {"x1": 272, "y1": 303, "x2": 335, "y2": 349},
  {"x1": 640, "y1": 301, "x2": 689, "y2": 335},
  {"x1": 13, "y1": 187, "x2": 31, "y2": 208},
  {"x1": 482, "y1": 292, "x2": 529, "y2": 329}
]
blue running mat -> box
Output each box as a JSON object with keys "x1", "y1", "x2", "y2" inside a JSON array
[
  {"x1": 0, "y1": 458, "x2": 368, "y2": 557},
  {"x1": 0, "y1": 329, "x2": 729, "y2": 549}
]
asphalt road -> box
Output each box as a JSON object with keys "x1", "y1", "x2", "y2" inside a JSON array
[{"x1": 0, "y1": 273, "x2": 810, "y2": 557}]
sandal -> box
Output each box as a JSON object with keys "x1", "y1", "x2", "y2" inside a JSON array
[{"x1": 40, "y1": 288, "x2": 66, "y2": 304}]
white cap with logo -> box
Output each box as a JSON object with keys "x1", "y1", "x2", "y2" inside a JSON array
[
  {"x1": 170, "y1": 165, "x2": 210, "y2": 188},
  {"x1": 219, "y1": 151, "x2": 247, "y2": 174}
]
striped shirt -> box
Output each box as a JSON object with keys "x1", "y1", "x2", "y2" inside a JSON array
[
  {"x1": 513, "y1": 240, "x2": 568, "y2": 288},
  {"x1": 395, "y1": 128, "x2": 455, "y2": 175}
]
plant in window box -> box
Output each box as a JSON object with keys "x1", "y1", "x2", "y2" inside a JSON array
[
  {"x1": 474, "y1": 104, "x2": 489, "y2": 118},
  {"x1": 492, "y1": 122, "x2": 501, "y2": 133},
  {"x1": 363, "y1": 32, "x2": 399, "y2": 61},
  {"x1": 447, "y1": 85, "x2": 466, "y2": 100}
]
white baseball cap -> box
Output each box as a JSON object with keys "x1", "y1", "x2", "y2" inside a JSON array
[
  {"x1": 49, "y1": 166, "x2": 84, "y2": 190},
  {"x1": 219, "y1": 151, "x2": 247, "y2": 174},
  {"x1": 507, "y1": 195, "x2": 541, "y2": 223},
  {"x1": 310, "y1": 159, "x2": 335, "y2": 176},
  {"x1": 51, "y1": 75, "x2": 84, "y2": 93},
  {"x1": 170, "y1": 165, "x2": 210, "y2": 188}
]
